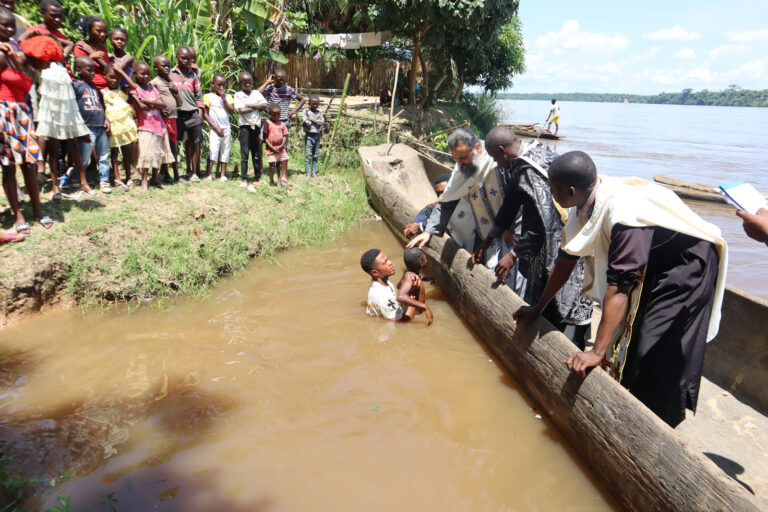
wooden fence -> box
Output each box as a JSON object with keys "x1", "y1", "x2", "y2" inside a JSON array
[{"x1": 254, "y1": 54, "x2": 398, "y2": 96}]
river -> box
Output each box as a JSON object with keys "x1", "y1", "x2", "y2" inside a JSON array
[
  {"x1": 499, "y1": 100, "x2": 768, "y2": 299},
  {"x1": 1, "y1": 223, "x2": 614, "y2": 511}
]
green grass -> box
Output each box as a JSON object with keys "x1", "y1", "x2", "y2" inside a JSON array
[{"x1": 0, "y1": 120, "x2": 385, "y2": 312}]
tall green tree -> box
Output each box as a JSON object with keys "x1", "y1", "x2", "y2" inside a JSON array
[{"x1": 366, "y1": 0, "x2": 523, "y2": 107}]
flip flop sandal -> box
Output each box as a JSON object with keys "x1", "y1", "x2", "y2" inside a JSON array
[
  {"x1": 38, "y1": 216, "x2": 54, "y2": 229},
  {"x1": 0, "y1": 231, "x2": 24, "y2": 244},
  {"x1": 51, "y1": 192, "x2": 62, "y2": 202},
  {"x1": 114, "y1": 180, "x2": 130, "y2": 192},
  {"x1": 63, "y1": 190, "x2": 84, "y2": 201},
  {"x1": 14, "y1": 223, "x2": 31, "y2": 234}
]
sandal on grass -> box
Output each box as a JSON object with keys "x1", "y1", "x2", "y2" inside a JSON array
[
  {"x1": 51, "y1": 192, "x2": 62, "y2": 202},
  {"x1": 0, "y1": 231, "x2": 24, "y2": 244},
  {"x1": 38, "y1": 216, "x2": 54, "y2": 229},
  {"x1": 14, "y1": 223, "x2": 31, "y2": 235}
]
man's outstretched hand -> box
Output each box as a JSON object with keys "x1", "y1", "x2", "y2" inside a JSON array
[
  {"x1": 472, "y1": 238, "x2": 492, "y2": 264},
  {"x1": 494, "y1": 253, "x2": 517, "y2": 281},
  {"x1": 737, "y1": 208, "x2": 768, "y2": 245},
  {"x1": 564, "y1": 350, "x2": 604, "y2": 378},
  {"x1": 406, "y1": 232, "x2": 431, "y2": 249},
  {"x1": 403, "y1": 222, "x2": 421, "y2": 239},
  {"x1": 512, "y1": 305, "x2": 540, "y2": 325}
]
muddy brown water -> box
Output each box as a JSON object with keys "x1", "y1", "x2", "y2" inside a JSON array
[{"x1": 0, "y1": 222, "x2": 615, "y2": 511}]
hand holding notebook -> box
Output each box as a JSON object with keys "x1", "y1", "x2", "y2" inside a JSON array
[{"x1": 718, "y1": 181, "x2": 768, "y2": 214}]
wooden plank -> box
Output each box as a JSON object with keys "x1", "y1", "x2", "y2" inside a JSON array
[
  {"x1": 359, "y1": 142, "x2": 762, "y2": 512},
  {"x1": 705, "y1": 286, "x2": 768, "y2": 414}
]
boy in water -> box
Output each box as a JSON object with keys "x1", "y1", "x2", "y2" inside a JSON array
[
  {"x1": 397, "y1": 247, "x2": 434, "y2": 325},
  {"x1": 361, "y1": 248, "x2": 411, "y2": 321}
]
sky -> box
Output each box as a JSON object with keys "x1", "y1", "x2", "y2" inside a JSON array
[{"x1": 511, "y1": 0, "x2": 768, "y2": 94}]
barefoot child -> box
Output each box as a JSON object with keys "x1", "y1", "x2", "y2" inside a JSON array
[
  {"x1": 262, "y1": 103, "x2": 287, "y2": 186},
  {"x1": 302, "y1": 95, "x2": 324, "y2": 178},
  {"x1": 102, "y1": 65, "x2": 137, "y2": 190},
  {"x1": 126, "y1": 60, "x2": 173, "y2": 192},
  {"x1": 203, "y1": 73, "x2": 233, "y2": 181},
  {"x1": 396, "y1": 247, "x2": 434, "y2": 325},
  {"x1": 73, "y1": 56, "x2": 111, "y2": 193},
  {"x1": 233, "y1": 71, "x2": 266, "y2": 189},
  {"x1": 360, "y1": 248, "x2": 409, "y2": 321}
]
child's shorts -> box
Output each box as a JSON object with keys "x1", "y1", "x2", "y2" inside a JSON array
[
  {"x1": 164, "y1": 118, "x2": 177, "y2": 144},
  {"x1": 209, "y1": 129, "x2": 231, "y2": 163},
  {"x1": 267, "y1": 149, "x2": 288, "y2": 163}
]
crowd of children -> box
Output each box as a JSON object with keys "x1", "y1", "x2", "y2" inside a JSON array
[{"x1": 0, "y1": 0, "x2": 325, "y2": 240}]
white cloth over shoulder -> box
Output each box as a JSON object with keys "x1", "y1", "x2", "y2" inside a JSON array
[
  {"x1": 561, "y1": 175, "x2": 728, "y2": 341},
  {"x1": 366, "y1": 280, "x2": 403, "y2": 320}
]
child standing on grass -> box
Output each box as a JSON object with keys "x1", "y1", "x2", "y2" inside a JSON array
[
  {"x1": 127, "y1": 60, "x2": 174, "y2": 193},
  {"x1": 150, "y1": 55, "x2": 181, "y2": 184},
  {"x1": 0, "y1": 30, "x2": 52, "y2": 233},
  {"x1": 262, "y1": 102, "x2": 288, "y2": 186},
  {"x1": 103, "y1": 65, "x2": 137, "y2": 191},
  {"x1": 203, "y1": 73, "x2": 234, "y2": 181},
  {"x1": 234, "y1": 70, "x2": 266, "y2": 190},
  {"x1": 302, "y1": 95, "x2": 324, "y2": 178},
  {"x1": 73, "y1": 56, "x2": 111, "y2": 194}
]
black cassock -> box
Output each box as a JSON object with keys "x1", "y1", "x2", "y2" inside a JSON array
[{"x1": 562, "y1": 224, "x2": 719, "y2": 427}]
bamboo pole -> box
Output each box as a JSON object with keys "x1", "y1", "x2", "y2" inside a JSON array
[
  {"x1": 323, "y1": 73, "x2": 351, "y2": 170},
  {"x1": 373, "y1": 104, "x2": 378, "y2": 133},
  {"x1": 421, "y1": 120, "x2": 469, "y2": 142},
  {"x1": 387, "y1": 62, "x2": 400, "y2": 145}
]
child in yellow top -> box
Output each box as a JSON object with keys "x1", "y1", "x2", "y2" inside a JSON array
[{"x1": 103, "y1": 65, "x2": 138, "y2": 190}]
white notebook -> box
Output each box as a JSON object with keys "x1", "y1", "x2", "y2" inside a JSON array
[{"x1": 718, "y1": 181, "x2": 767, "y2": 214}]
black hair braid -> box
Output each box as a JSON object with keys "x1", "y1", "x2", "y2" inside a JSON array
[{"x1": 77, "y1": 15, "x2": 105, "y2": 39}]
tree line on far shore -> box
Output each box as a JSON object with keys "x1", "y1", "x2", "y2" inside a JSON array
[{"x1": 498, "y1": 88, "x2": 768, "y2": 107}]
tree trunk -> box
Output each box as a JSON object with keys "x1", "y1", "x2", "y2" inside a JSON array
[
  {"x1": 418, "y1": 49, "x2": 429, "y2": 110},
  {"x1": 453, "y1": 76, "x2": 465, "y2": 102},
  {"x1": 431, "y1": 73, "x2": 448, "y2": 99},
  {"x1": 410, "y1": 33, "x2": 421, "y2": 107}
]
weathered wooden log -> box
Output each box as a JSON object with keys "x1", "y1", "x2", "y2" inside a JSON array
[
  {"x1": 654, "y1": 174, "x2": 768, "y2": 205},
  {"x1": 359, "y1": 143, "x2": 762, "y2": 512}
]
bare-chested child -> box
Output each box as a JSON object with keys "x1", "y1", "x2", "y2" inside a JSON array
[{"x1": 396, "y1": 247, "x2": 434, "y2": 325}]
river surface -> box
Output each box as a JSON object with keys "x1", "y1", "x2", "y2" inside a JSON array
[
  {"x1": 1, "y1": 223, "x2": 614, "y2": 511},
  {"x1": 499, "y1": 100, "x2": 768, "y2": 299}
]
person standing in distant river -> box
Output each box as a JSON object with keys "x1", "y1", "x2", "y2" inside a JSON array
[{"x1": 545, "y1": 98, "x2": 560, "y2": 135}]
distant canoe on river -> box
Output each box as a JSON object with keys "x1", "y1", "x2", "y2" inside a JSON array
[
  {"x1": 654, "y1": 174, "x2": 768, "y2": 206},
  {"x1": 497, "y1": 122, "x2": 565, "y2": 140}
]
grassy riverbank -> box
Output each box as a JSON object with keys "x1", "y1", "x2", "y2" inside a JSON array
[{"x1": 0, "y1": 120, "x2": 384, "y2": 323}]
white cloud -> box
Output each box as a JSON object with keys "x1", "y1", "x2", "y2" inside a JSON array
[
  {"x1": 535, "y1": 21, "x2": 630, "y2": 54},
  {"x1": 674, "y1": 48, "x2": 696, "y2": 59},
  {"x1": 644, "y1": 25, "x2": 701, "y2": 41},
  {"x1": 709, "y1": 44, "x2": 749, "y2": 59},
  {"x1": 726, "y1": 28, "x2": 768, "y2": 44}
]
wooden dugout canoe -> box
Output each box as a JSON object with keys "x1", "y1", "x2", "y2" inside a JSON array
[
  {"x1": 497, "y1": 122, "x2": 565, "y2": 140},
  {"x1": 654, "y1": 174, "x2": 768, "y2": 205},
  {"x1": 359, "y1": 143, "x2": 765, "y2": 512}
]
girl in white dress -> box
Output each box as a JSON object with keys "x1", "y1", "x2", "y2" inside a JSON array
[{"x1": 29, "y1": 34, "x2": 93, "y2": 199}]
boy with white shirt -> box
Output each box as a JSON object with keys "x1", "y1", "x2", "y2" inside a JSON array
[
  {"x1": 203, "y1": 73, "x2": 234, "y2": 181},
  {"x1": 545, "y1": 98, "x2": 560, "y2": 135},
  {"x1": 361, "y1": 248, "x2": 415, "y2": 322},
  {"x1": 234, "y1": 71, "x2": 267, "y2": 189}
]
